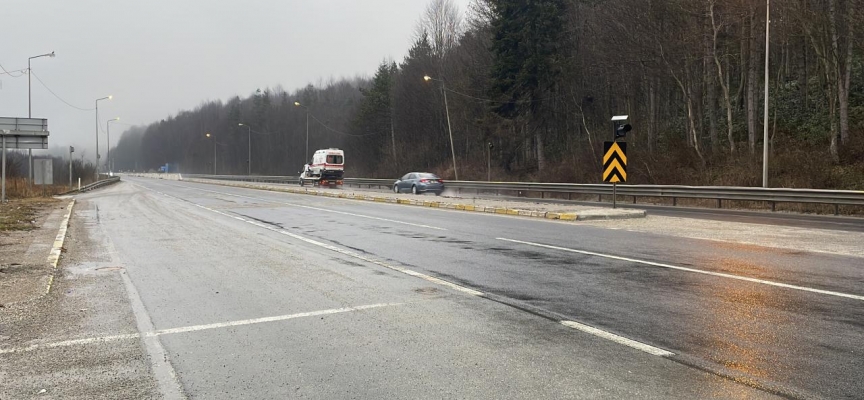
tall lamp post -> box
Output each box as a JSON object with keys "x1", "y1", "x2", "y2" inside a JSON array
[
  {"x1": 95, "y1": 95, "x2": 112, "y2": 182},
  {"x1": 293, "y1": 101, "x2": 310, "y2": 161},
  {"x1": 106, "y1": 117, "x2": 120, "y2": 173},
  {"x1": 27, "y1": 51, "x2": 55, "y2": 187},
  {"x1": 237, "y1": 123, "x2": 252, "y2": 175},
  {"x1": 762, "y1": 0, "x2": 771, "y2": 188},
  {"x1": 205, "y1": 133, "x2": 216, "y2": 174},
  {"x1": 423, "y1": 75, "x2": 458, "y2": 180}
]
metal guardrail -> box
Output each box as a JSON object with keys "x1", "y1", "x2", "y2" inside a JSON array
[
  {"x1": 181, "y1": 174, "x2": 864, "y2": 213},
  {"x1": 61, "y1": 176, "x2": 121, "y2": 194}
]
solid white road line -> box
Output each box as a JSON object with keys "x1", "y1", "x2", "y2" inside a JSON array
[
  {"x1": 131, "y1": 181, "x2": 679, "y2": 358},
  {"x1": 121, "y1": 268, "x2": 186, "y2": 399},
  {"x1": 137, "y1": 184, "x2": 483, "y2": 297},
  {"x1": 186, "y1": 185, "x2": 448, "y2": 231},
  {"x1": 0, "y1": 303, "x2": 399, "y2": 355},
  {"x1": 151, "y1": 303, "x2": 398, "y2": 336},
  {"x1": 499, "y1": 237, "x2": 864, "y2": 302},
  {"x1": 560, "y1": 320, "x2": 674, "y2": 357}
]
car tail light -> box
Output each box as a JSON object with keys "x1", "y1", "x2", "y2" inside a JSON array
[
  {"x1": 420, "y1": 179, "x2": 429, "y2": 183},
  {"x1": 438, "y1": 179, "x2": 444, "y2": 183}
]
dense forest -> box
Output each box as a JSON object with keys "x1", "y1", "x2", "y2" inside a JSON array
[{"x1": 112, "y1": 0, "x2": 864, "y2": 189}]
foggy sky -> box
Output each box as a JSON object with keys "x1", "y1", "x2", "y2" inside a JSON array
[{"x1": 1, "y1": 0, "x2": 471, "y2": 161}]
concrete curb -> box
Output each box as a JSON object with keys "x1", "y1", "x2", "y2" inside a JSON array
[
  {"x1": 45, "y1": 199, "x2": 75, "y2": 295},
  {"x1": 185, "y1": 178, "x2": 646, "y2": 222}
]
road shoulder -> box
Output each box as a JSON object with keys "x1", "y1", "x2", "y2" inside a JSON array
[{"x1": 0, "y1": 199, "x2": 159, "y2": 399}]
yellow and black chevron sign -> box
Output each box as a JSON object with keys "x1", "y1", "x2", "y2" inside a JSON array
[{"x1": 603, "y1": 141, "x2": 627, "y2": 183}]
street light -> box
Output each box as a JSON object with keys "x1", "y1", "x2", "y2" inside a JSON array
[
  {"x1": 95, "y1": 95, "x2": 112, "y2": 182},
  {"x1": 205, "y1": 133, "x2": 216, "y2": 174},
  {"x1": 27, "y1": 51, "x2": 55, "y2": 188},
  {"x1": 423, "y1": 75, "x2": 458, "y2": 180},
  {"x1": 106, "y1": 117, "x2": 120, "y2": 173},
  {"x1": 238, "y1": 123, "x2": 251, "y2": 175},
  {"x1": 294, "y1": 101, "x2": 310, "y2": 161},
  {"x1": 762, "y1": 0, "x2": 770, "y2": 188}
]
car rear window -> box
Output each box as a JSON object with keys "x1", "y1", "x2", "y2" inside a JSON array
[
  {"x1": 327, "y1": 155, "x2": 343, "y2": 164},
  {"x1": 419, "y1": 173, "x2": 439, "y2": 179}
]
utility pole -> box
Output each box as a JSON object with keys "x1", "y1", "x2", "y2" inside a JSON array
[
  {"x1": 69, "y1": 146, "x2": 74, "y2": 190},
  {"x1": 487, "y1": 142, "x2": 493, "y2": 181},
  {"x1": 424, "y1": 76, "x2": 458, "y2": 180},
  {"x1": 762, "y1": 0, "x2": 771, "y2": 188},
  {"x1": 95, "y1": 96, "x2": 112, "y2": 182}
]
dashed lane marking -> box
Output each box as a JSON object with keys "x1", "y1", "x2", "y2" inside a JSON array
[{"x1": 560, "y1": 320, "x2": 674, "y2": 357}]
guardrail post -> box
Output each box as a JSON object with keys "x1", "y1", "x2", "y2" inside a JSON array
[
  {"x1": 771, "y1": 201, "x2": 776, "y2": 212},
  {"x1": 672, "y1": 197, "x2": 677, "y2": 206},
  {"x1": 717, "y1": 199, "x2": 722, "y2": 208},
  {"x1": 568, "y1": 192, "x2": 572, "y2": 201},
  {"x1": 598, "y1": 194, "x2": 602, "y2": 202},
  {"x1": 541, "y1": 191, "x2": 545, "y2": 199},
  {"x1": 834, "y1": 204, "x2": 839, "y2": 216},
  {"x1": 633, "y1": 196, "x2": 636, "y2": 204}
]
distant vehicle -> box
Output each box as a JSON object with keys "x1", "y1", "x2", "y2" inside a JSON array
[
  {"x1": 393, "y1": 172, "x2": 444, "y2": 195},
  {"x1": 299, "y1": 148, "x2": 344, "y2": 187}
]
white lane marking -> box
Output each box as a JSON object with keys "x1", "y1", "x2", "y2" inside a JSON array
[
  {"x1": 129, "y1": 181, "x2": 679, "y2": 358},
  {"x1": 559, "y1": 320, "x2": 674, "y2": 357},
  {"x1": 0, "y1": 303, "x2": 399, "y2": 355},
  {"x1": 121, "y1": 269, "x2": 187, "y2": 399},
  {"x1": 151, "y1": 303, "x2": 398, "y2": 336},
  {"x1": 499, "y1": 238, "x2": 864, "y2": 302},
  {"x1": 138, "y1": 184, "x2": 482, "y2": 297},
  {"x1": 186, "y1": 185, "x2": 448, "y2": 231}
]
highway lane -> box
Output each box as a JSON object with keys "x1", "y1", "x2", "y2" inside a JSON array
[
  {"x1": 59, "y1": 178, "x2": 784, "y2": 399},
  {"x1": 127, "y1": 176, "x2": 864, "y2": 399}
]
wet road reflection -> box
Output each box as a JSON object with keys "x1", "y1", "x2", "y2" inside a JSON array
[{"x1": 693, "y1": 256, "x2": 806, "y2": 397}]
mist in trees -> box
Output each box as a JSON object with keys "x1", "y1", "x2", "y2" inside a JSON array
[{"x1": 112, "y1": 0, "x2": 864, "y2": 189}]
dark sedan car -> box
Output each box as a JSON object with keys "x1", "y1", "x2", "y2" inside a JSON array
[{"x1": 394, "y1": 172, "x2": 444, "y2": 195}]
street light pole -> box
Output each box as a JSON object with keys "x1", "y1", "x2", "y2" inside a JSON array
[
  {"x1": 762, "y1": 0, "x2": 771, "y2": 188},
  {"x1": 238, "y1": 123, "x2": 252, "y2": 175},
  {"x1": 107, "y1": 118, "x2": 119, "y2": 173},
  {"x1": 95, "y1": 96, "x2": 112, "y2": 182},
  {"x1": 423, "y1": 76, "x2": 458, "y2": 180},
  {"x1": 294, "y1": 102, "x2": 310, "y2": 161},
  {"x1": 206, "y1": 133, "x2": 215, "y2": 174},
  {"x1": 27, "y1": 51, "x2": 54, "y2": 189}
]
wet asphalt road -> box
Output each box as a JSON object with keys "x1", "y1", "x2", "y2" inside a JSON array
[{"x1": 84, "y1": 176, "x2": 863, "y2": 398}]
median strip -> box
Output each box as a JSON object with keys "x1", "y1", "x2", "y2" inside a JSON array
[{"x1": 181, "y1": 178, "x2": 645, "y2": 222}]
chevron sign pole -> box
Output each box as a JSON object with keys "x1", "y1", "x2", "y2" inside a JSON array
[{"x1": 603, "y1": 141, "x2": 627, "y2": 209}]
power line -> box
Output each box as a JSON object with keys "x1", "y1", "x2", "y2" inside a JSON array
[
  {"x1": 0, "y1": 63, "x2": 26, "y2": 78},
  {"x1": 30, "y1": 71, "x2": 95, "y2": 111}
]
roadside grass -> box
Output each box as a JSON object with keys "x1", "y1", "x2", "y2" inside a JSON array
[{"x1": 0, "y1": 198, "x2": 60, "y2": 232}]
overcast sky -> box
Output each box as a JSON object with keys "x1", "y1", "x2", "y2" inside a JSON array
[{"x1": 1, "y1": 0, "x2": 471, "y2": 160}]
